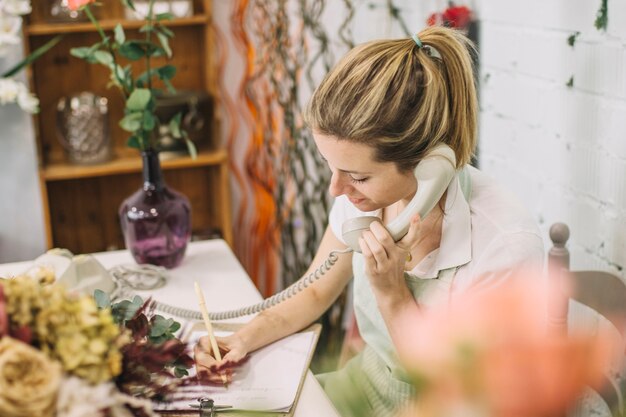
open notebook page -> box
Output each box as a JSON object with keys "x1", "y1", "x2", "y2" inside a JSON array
[{"x1": 154, "y1": 330, "x2": 317, "y2": 412}]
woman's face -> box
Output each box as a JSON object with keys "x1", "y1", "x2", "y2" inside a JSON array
[{"x1": 314, "y1": 132, "x2": 417, "y2": 212}]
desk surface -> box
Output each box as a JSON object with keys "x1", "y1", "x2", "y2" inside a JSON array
[{"x1": 0, "y1": 240, "x2": 340, "y2": 417}]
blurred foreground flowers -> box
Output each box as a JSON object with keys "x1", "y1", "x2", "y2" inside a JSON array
[
  {"x1": 396, "y1": 270, "x2": 614, "y2": 417},
  {"x1": 0, "y1": 274, "x2": 193, "y2": 417}
]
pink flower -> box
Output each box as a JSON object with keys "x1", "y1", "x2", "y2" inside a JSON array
[
  {"x1": 67, "y1": 0, "x2": 95, "y2": 11},
  {"x1": 397, "y1": 269, "x2": 611, "y2": 417}
]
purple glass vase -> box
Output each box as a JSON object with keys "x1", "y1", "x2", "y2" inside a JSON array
[{"x1": 119, "y1": 149, "x2": 191, "y2": 269}]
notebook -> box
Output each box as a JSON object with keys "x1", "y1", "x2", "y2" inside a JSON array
[{"x1": 154, "y1": 323, "x2": 321, "y2": 416}]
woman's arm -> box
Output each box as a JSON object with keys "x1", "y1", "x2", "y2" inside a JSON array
[{"x1": 195, "y1": 226, "x2": 353, "y2": 376}]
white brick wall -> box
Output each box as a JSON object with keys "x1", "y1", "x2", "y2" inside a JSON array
[{"x1": 479, "y1": 0, "x2": 626, "y2": 277}]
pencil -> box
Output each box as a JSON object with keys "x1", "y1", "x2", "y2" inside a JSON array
[{"x1": 194, "y1": 281, "x2": 229, "y2": 388}]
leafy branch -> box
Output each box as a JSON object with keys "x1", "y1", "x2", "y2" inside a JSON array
[{"x1": 69, "y1": 0, "x2": 196, "y2": 157}]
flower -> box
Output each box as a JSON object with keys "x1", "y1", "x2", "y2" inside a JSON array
[
  {"x1": 67, "y1": 0, "x2": 94, "y2": 10},
  {"x1": 0, "y1": 337, "x2": 62, "y2": 417},
  {"x1": 67, "y1": 0, "x2": 196, "y2": 156},
  {"x1": 0, "y1": 0, "x2": 61, "y2": 113},
  {"x1": 427, "y1": 3, "x2": 473, "y2": 30},
  {"x1": 396, "y1": 270, "x2": 611, "y2": 417}
]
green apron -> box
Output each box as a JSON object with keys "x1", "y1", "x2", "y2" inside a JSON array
[{"x1": 318, "y1": 168, "x2": 472, "y2": 417}]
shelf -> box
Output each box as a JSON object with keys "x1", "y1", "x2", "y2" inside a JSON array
[
  {"x1": 27, "y1": 14, "x2": 208, "y2": 36},
  {"x1": 43, "y1": 148, "x2": 227, "y2": 181}
]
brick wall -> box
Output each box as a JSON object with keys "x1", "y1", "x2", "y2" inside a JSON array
[{"x1": 478, "y1": 0, "x2": 626, "y2": 277}]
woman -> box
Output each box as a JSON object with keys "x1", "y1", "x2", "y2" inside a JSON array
[{"x1": 195, "y1": 26, "x2": 544, "y2": 416}]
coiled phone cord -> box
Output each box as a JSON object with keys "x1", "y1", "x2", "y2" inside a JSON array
[{"x1": 110, "y1": 248, "x2": 353, "y2": 321}]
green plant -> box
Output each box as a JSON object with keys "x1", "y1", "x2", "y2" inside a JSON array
[{"x1": 69, "y1": 0, "x2": 196, "y2": 156}]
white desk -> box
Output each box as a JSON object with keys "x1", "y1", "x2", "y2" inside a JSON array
[{"x1": 0, "y1": 239, "x2": 340, "y2": 417}]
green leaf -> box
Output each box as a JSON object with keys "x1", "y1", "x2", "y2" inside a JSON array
[
  {"x1": 163, "y1": 78, "x2": 176, "y2": 94},
  {"x1": 114, "y1": 24, "x2": 126, "y2": 45},
  {"x1": 156, "y1": 25, "x2": 175, "y2": 38},
  {"x1": 142, "y1": 111, "x2": 156, "y2": 131},
  {"x1": 594, "y1": 0, "x2": 608, "y2": 31},
  {"x1": 70, "y1": 46, "x2": 93, "y2": 59},
  {"x1": 120, "y1": 112, "x2": 143, "y2": 132},
  {"x1": 169, "y1": 113, "x2": 183, "y2": 138},
  {"x1": 157, "y1": 32, "x2": 172, "y2": 58},
  {"x1": 567, "y1": 31, "x2": 581, "y2": 47},
  {"x1": 185, "y1": 138, "x2": 198, "y2": 159},
  {"x1": 121, "y1": 0, "x2": 136, "y2": 11},
  {"x1": 127, "y1": 135, "x2": 141, "y2": 149},
  {"x1": 119, "y1": 41, "x2": 146, "y2": 60},
  {"x1": 156, "y1": 12, "x2": 174, "y2": 21},
  {"x1": 566, "y1": 76, "x2": 574, "y2": 88},
  {"x1": 174, "y1": 367, "x2": 189, "y2": 378},
  {"x1": 150, "y1": 316, "x2": 175, "y2": 337},
  {"x1": 157, "y1": 65, "x2": 176, "y2": 80},
  {"x1": 94, "y1": 50, "x2": 114, "y2": 66},
  {"x1": 94, "y1": 289, "x2": 111, "y2": 309},
  {"x1": 126, "y1": 88, "x2": 152, "y2": 111},
  {"x1": 169, "y1": 321, "x2": 181, "y2": 333},
  {"x1": 139, "y1": 23, "x2": 154, "y2": 33}
]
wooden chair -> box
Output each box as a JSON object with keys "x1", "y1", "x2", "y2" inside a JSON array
[{"x1": 549, "y1": 222, "x2": 626, "y2": 417}]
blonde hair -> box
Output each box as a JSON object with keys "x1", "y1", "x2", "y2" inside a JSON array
[{"x1": 304, "y1": 26, "x2": 477, "y2": 171}]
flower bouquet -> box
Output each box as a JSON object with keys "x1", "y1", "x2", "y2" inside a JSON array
[{"x1": 0, "y1": 273, "x2": 194, "y2": 417}]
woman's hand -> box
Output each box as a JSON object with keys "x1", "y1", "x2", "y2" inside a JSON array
[
  {"x1": 194, "y1": 333, "x2": 249, "y2": 384},
  {"x1": 358, "y1": 214, "x2": 422, "y2": 297}
]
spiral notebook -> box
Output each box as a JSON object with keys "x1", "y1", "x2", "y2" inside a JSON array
[{"x1": 154, "y1": 323, "x2": 321, "y2": 416}]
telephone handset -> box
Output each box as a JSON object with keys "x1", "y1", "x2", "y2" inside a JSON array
[{"x1": 341, "y1": 144, "x2": 457, "y2": 252}]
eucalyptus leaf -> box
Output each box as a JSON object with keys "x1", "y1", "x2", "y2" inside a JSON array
[
  {"x1": 157, "y1": 32, "x2": 172, "y2": 58},
  {"x1": 157, "y1": 65, "x2": 176, "y2": 80},
  {"x1": 185, "y1": 138, "x2": 198, "y2": 160},
  {"x1": 121, "y1": 0, "x2": 136, "y2": 11},
  {"x1": 120, "y1": 112, "x2": 143, "y2": 132},
  {"x1": 156, "y1": 25, "x2": 174, "y2": 38},
  {"x1": 142, "y1": 111, "x2": 156, "y2": 131},
  {"x1": 94, "y1": 289, "x2": 111, "y2": 309},
  {"x1": 70, "y1": 46, "x2": 93, "y2": 59},
  {"x1": 127, "y1": 135, "x2": 141, "y2": 149},
  {"x1": 156, "y1": 12, "x2": 174, "y2": 21},
  {"x1": 94, "y1": 50, "x2": 114, "y2": 66},
  {"x1": 163, "y1": 78, "x2": 176, "y2": 94},
  {"x1": 139, "y1": 23, "x2": 154, "y2": 33},
  {"x1": 119, "y1": 41, "x2": 146, "y2": 60},
  {"x1": 169, "y1": 113, "x2": 182, "y2": 138},
  {"x1": 114, "y1": 24, "x2": 126, "y2": 45},
  {"x1": 126, "y1": 88, "x2": 152, "y2": 111}
]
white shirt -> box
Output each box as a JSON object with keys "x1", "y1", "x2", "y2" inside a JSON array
[{"x1": 328, "y1": 165, "x2": 545, "y2": 297}]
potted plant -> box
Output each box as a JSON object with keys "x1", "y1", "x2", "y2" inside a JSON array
[{"x1": 69, "y1": 0, "x2": 197, "y2": 269}]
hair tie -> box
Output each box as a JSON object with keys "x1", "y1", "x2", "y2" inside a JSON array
[{"x1": 412, "y1": 34, "x2": 423, "y2": 48}]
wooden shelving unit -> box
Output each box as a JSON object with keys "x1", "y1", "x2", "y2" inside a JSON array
[{"x1": 23, "y1": 0, "x2": 232, "y2": 255}]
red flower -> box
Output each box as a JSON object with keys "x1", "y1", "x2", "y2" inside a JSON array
[
  {"x1": 443, "y1": 6, "x2": 473, "y2": 29},
  {"x1": 67, "y1": 0, "x2": 95, "y2": 11},
  {"x1": 427, "y1": 5, "x2": 473, "y2": 30}
]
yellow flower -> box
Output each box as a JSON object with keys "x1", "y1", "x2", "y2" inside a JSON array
[{"x1": 0, "y1": 337, "x2": 62, "y2": 417}]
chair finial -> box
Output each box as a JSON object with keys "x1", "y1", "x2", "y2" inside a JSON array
[{"x1": 549, "y1": 222, "x2": 570, "y2": 248}]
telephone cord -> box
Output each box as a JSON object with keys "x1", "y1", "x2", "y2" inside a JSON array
[{"x1": 110, "y1": 248, "x2": 353, "y2": 321}]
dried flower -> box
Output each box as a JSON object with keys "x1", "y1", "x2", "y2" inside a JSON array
[
  {"x1": 0, "y1": 276, "x2": 125, "y2": 384},
  {"x1": 35, "y1": 285, "x2": 125, "y2": 384},
  {"x1": 0, "y1": 337, "x2": 62, "y2": 417}
]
